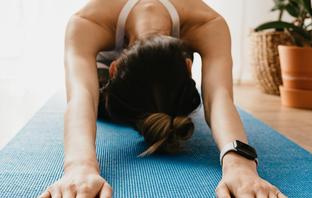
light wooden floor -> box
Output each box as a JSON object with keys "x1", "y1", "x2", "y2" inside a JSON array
[
  {"x1": 0, "y1": 83, "x2": 311, "y2": 153},
  {"x1": 234, "y1": 84, "x2": 312, "y2": 153}
]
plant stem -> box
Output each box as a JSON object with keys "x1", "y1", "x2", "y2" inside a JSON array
[{"x1": 278, "y1": 9, "x2": 284, "y2": 21}]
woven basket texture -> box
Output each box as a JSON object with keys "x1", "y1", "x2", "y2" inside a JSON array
[{"x1": 249, "y1": 31, "x2": 292, "y2": 95}]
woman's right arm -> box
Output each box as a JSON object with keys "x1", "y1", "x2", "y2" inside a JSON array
[{"x1": 39, "y1": 4, "x2": 115, "y2": 197}]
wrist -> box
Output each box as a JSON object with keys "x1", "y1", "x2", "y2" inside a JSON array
[
  {"x1": 64, "y1": 159, "x2": 100, "y2": 174},
  {"x1": 222, "y1": 152, "x2": 258, "y2": 172}
]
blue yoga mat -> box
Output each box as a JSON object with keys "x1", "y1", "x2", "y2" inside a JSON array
[{"x1": 0, "y1": 90, "x2": 311, "y2": 197}]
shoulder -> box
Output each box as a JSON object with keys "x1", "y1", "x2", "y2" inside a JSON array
[
  {"x1": 171, "y1": 0, "x2": 221, "y2": 23},
  {"x1": 174, "y1": 0, "x2": 227, "y2": 52},
  {"x1": 74, "y1": 0, "x2": 128, "y2": 32},
  {"x1": 67, "y1": 0, "x2": 129, "y2": 51},
  {"x1": 176, "y1": 1, "x2": 229, "y2": 55}
]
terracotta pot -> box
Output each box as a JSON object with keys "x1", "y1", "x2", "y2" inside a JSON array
[
  {"x1": 278, "y1": 45, "x2": 312, "y2": 90},
  {"x1": 280, "y1": 86, "x2": 312, "y2": 109}
]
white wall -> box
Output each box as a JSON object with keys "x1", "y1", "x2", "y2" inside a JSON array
[
  {"x1": 0, "y1": 0, "x2": 280, "y2": 87},
  {"x1": 203, "y1": 0, "x2": 278, "y2": 83},
  {"x1": 0, "y1": 0, "x2": 86, "y2": 87},
  {"x1": 0, "y1": 0, "x2": 87, "y2": 148}
]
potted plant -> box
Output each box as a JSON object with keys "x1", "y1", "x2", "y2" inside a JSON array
[
  {"x1": 249, "y1": 0, "x2": 292, "y2": 95},
  {"x1": 255, "y1": 0, "x2": 312, "y2": 109}
]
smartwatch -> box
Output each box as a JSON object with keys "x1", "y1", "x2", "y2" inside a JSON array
[{"x1": 220, "y1": 140, "x2": 258, "y2": 167}]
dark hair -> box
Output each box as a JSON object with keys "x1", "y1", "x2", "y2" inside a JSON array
[{"x1": 99, "y1": 35, "x2": 201, "y2": 157}]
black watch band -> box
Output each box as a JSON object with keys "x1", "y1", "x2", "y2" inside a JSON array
[{"x1": 220, "y1": 140, "x2": 258, "y2": 166}]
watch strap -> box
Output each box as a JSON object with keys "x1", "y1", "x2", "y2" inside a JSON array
[{"x1": 220, "y1": 140, "x2": 258, "y2": 167}]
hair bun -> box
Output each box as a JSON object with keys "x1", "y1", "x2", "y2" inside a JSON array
[
  {"x1": 171, "y1": 116, "x2": 194, "y2": 140},
  {"x1": 136, "y1": 113, "x2": 194, "y2": 157}
]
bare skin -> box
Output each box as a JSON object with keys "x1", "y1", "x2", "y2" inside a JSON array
[{"x1": 39, "y1": 0, "x2": 288, "y2": 197}]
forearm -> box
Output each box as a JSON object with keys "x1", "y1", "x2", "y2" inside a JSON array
[
  {"x1": 193, "y1": 17, "x2": 286, "y2": 197},
  {"x1": 64, "y1": 89, "x2": 99, "y2": 173},
  {"x1": 64, "y1": 94, "x2": 98, "y2": 171},
  {"x1": 206, "y1": 89, "x2": 247, "y2": 150},
  {"x1": 206, "y1": 89, "x2": 285, "y2": 198},
  {"x1": 204, "y1": 89, "x2": 257, "y2": 170}
]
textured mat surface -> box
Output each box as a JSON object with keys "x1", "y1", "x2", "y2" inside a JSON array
[{"x1": 0, "y1": 90, "x2": 311, "y2": 198}]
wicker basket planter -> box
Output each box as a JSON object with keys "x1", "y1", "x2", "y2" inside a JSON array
[{"x1": 249, "y1": 31, "x2": 292, "y2": 95}]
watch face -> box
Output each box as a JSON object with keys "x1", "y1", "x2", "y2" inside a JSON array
[{"x1": 235, "y1": 140, "x2": 257, "y2": 160}]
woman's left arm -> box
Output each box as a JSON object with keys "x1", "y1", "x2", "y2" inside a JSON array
[{"x1": 188, "y1": 15, "x2": 287, "y2": 198}]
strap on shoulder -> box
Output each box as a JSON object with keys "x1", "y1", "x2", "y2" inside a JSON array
[
  {"x1": 115, "y1": 0, "x2": 180, "y2": 51},
  {"x1": 115, "y1": 0, "x2": 140, "y2": 50},
  {"x1": 158, "y1": 0, "x2": 180, "y2": 38}
]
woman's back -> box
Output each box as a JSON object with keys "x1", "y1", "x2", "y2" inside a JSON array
[{"x1": 75, "y1": 0, "x2": 219, "y2": 52}]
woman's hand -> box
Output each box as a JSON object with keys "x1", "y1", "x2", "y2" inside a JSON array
[
  {"x1": 38, "y1": 164, "x2": 113, "y2": 198},
  {"x1": 215, "y1": 152, "x2": 287, "y2": 198}
]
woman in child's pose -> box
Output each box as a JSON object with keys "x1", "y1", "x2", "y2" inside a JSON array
[{"x1": 40, "y1": 0, "x2": 287, "y2": 197}]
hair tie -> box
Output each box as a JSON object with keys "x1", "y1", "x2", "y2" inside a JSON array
[{"x1": 170, "y1": 116, "x2": 174, "y2": 129}]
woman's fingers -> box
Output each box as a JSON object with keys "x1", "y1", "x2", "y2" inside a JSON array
[
  {"x1": 239, "y1": 195, "x2": 254, "y2": 198},
  {"x1": 255, "y1": 186, "x2": 270, "y2": 198},
  {"x1": 76, "y1": 194, "x2": 89, "y2": 198},
  {"x1": 267, "y1": 185, "x2": 288, "y2": 198},
  {"x1": 49, "y1": 187, "x2": 62, "y2": 198},
  {"x1": 257, "y1": 192, "x2": 269, "y2": 198},
  {"x1": 62, "y1": 189, "x2": 76, "y2": 198},
  {"x1": 277, "y1": 191, "x2": 288, "y2": 198},
  {"x1": 268, "y1": 190, "x2": 288, "y2": 198},
  {"x1": 38, "y1": 190, "x2": 51, "y2": 198},
  {"x1": 99, "y1": 182, "x2": 113, "y2": 198},
  {"x1": 215, "y1": 183, "x2": 231, "y2": 198}
]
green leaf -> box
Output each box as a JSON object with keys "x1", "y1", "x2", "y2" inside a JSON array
[
  {"x1": 285, "y1": 2, "x2": 301, "y2": 17},
  {"x1": 273, "y1": 0, "x2": 286, "y2": 6},
  {"x1": 255, "y1": 21, "x2": 311, "y2": 40},
  {"x1": 272, "y1": 0, "x2": 287, "y2": 10},
  {"x1": 291, "y1": 33, "x2": 304, "y2": 46},
  {"x1": 301, "y1": 0, "x2": 312, "y2": 16},
  {"x1": 271, "y1": 5, "x2": 281, "y2": 11}
]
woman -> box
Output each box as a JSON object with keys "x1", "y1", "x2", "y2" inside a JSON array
[{"x1": 39, "y1": 0, "x2": 287, "y2": 197}]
